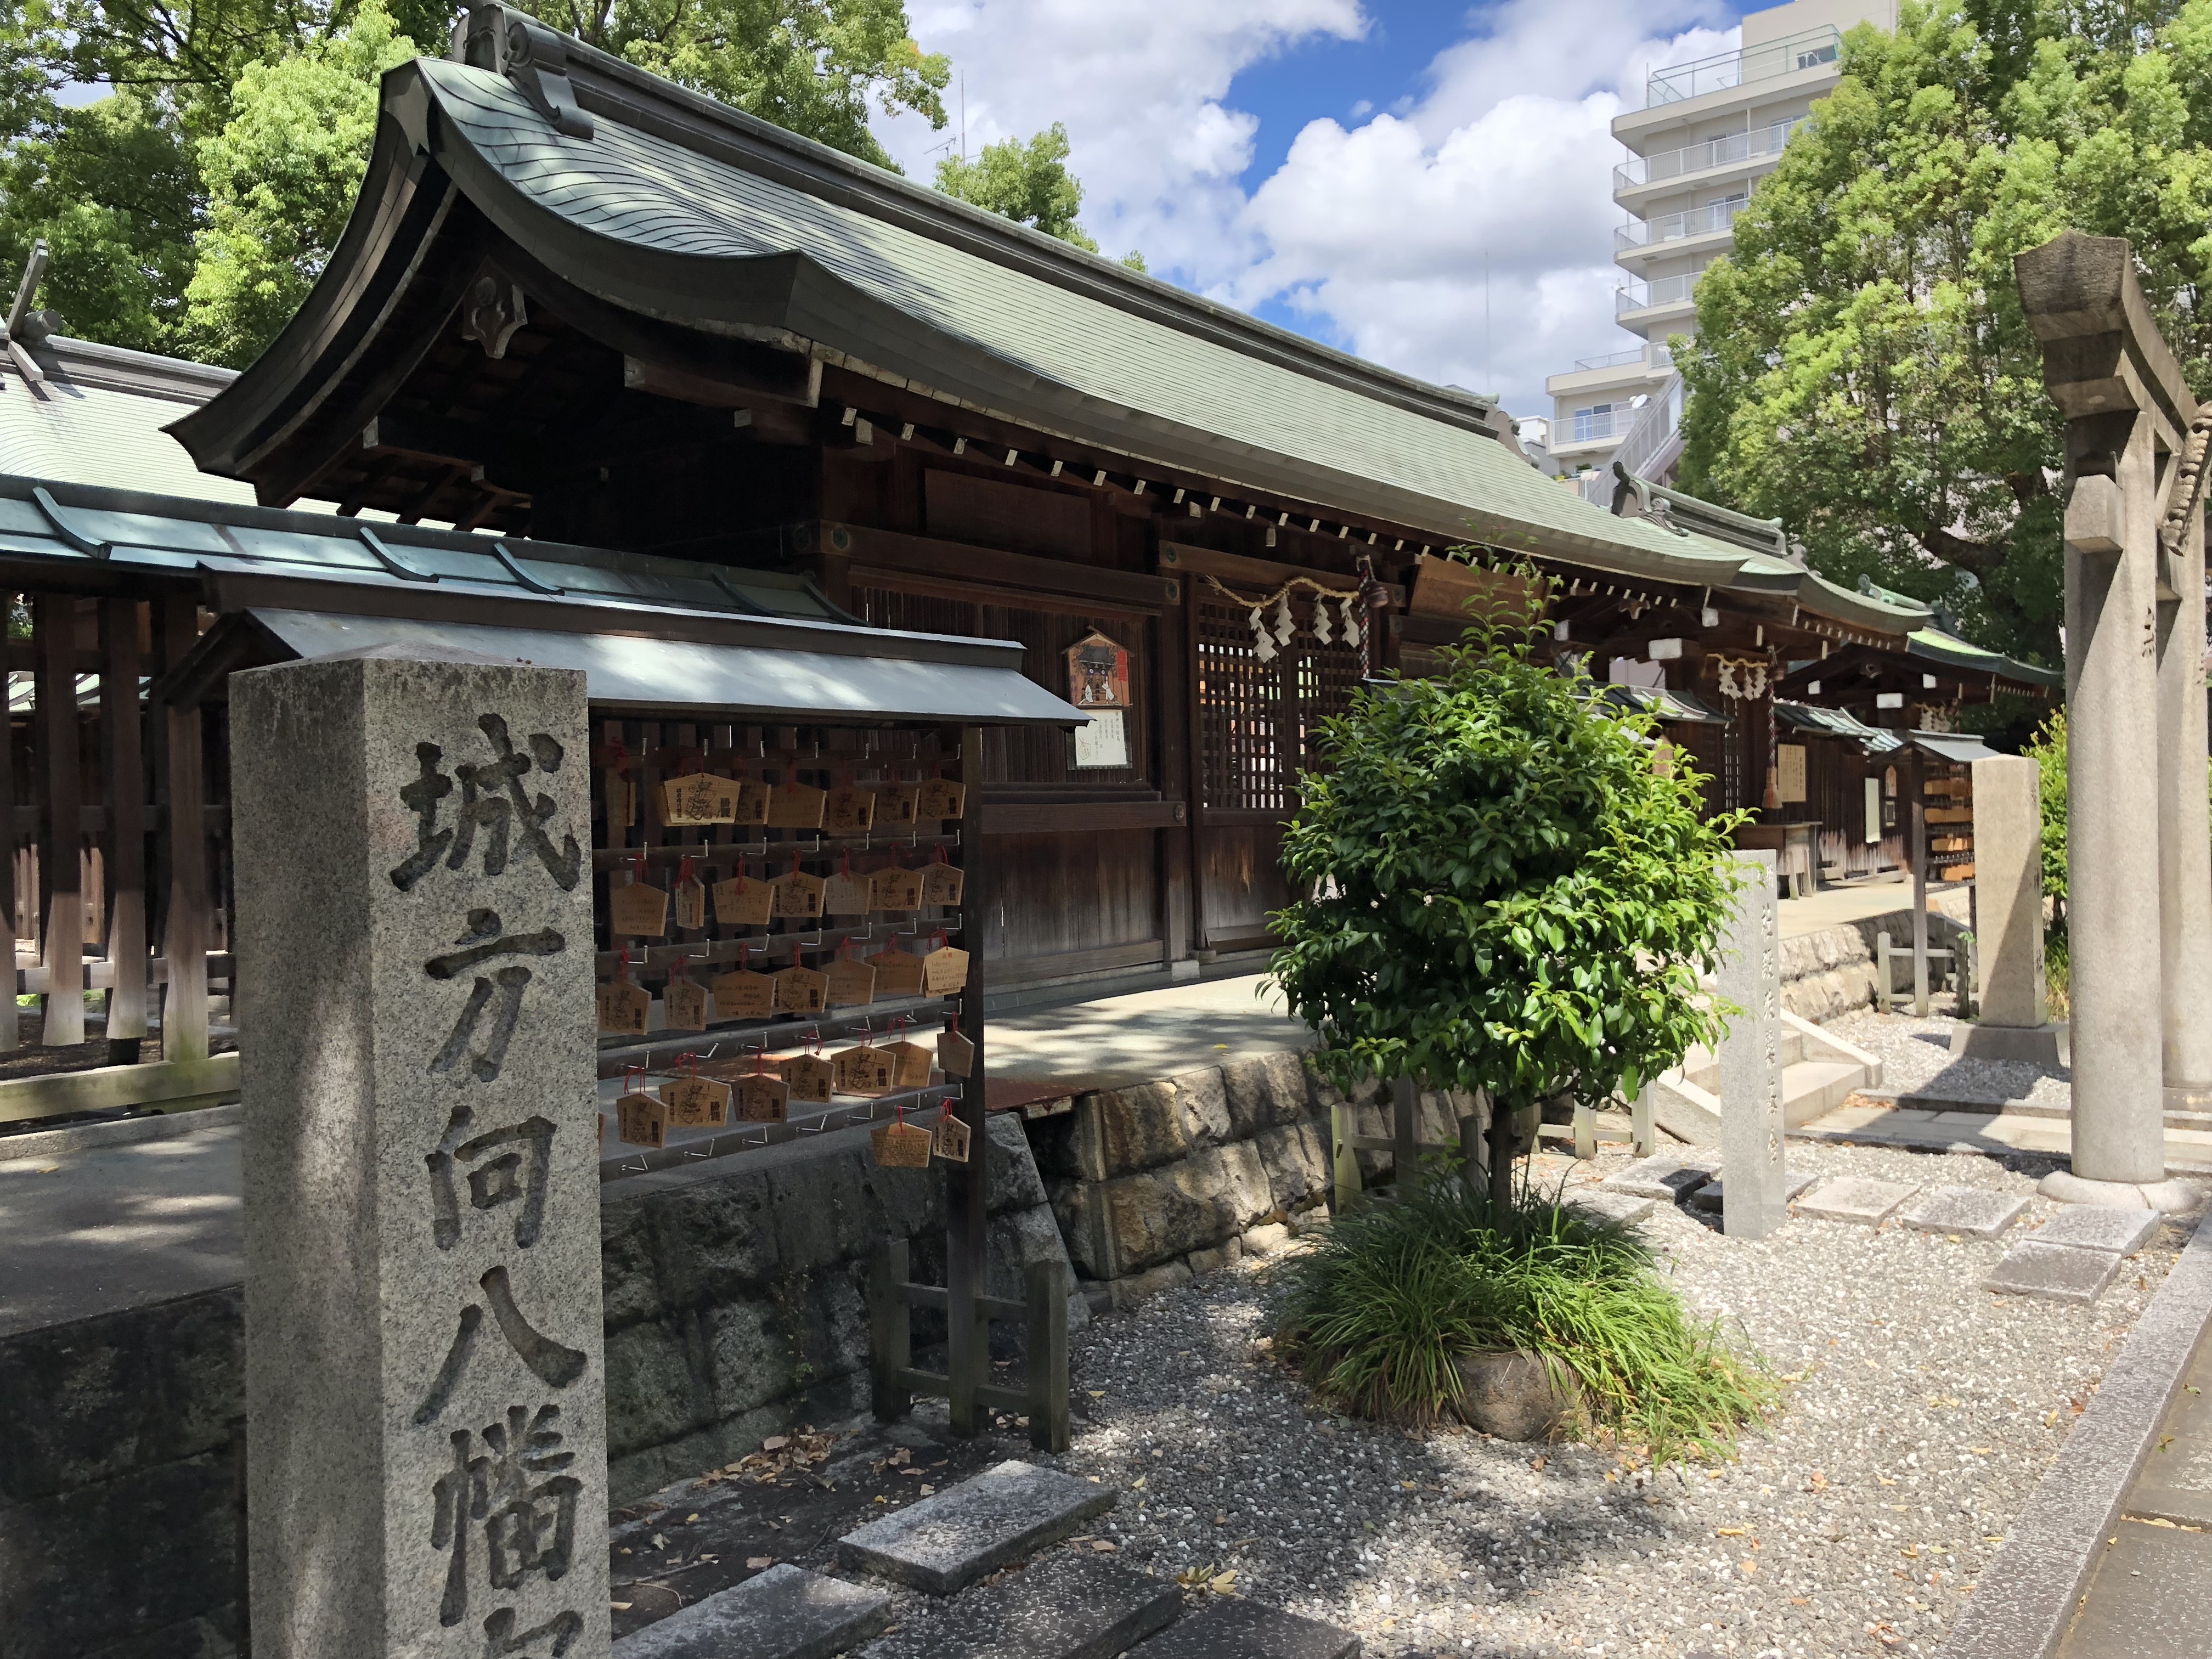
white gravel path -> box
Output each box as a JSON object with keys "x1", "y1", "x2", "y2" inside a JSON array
[
  {"x1": 1827, "y1": 1009, "x2": 2073, "y2": 1111},
  {"x1": 1039, "y1": 1140, "x2": 2195, "y2": 1658}
]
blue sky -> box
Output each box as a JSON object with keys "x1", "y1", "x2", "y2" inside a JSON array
[{"x1": 882, "y1": 1, "x2": 1745, "y2": 417}]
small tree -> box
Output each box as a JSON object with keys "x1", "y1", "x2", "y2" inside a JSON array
[{"x1": 1271, "y1": 575, "x2": 1747, "y2": 1201}]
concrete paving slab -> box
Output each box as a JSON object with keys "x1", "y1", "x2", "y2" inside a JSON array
[
  {"x1": 2034, "y1": 1207, "x2": 2163, "y2": 1256},
  {"x1": 989, "y1": 975, "x2": 1308, "y2": 1091},
  {"x1": 1689, "y1": 1171, "x2": 1818, "y2": 1213},
  {"x1": 2127, "y1": 1338, "x2": 2212, "y2": 1529},
  {"x1": 2054, "y1": 1519, "x2": 2212, "y2": 1659},
  {"x1": 1982, "y1": 1240, "x2": 2122, "y2": 1304},
  {"x1": 1567, "y1": 1190, "x2": 1656, "y2": 1226},
  {"x1": 0, "y1": 1120, "x2": 242, "y2": 1338},
  {"x1": 1796, "y1": 1176, "x2": 1918, "y2": 1225},
  {"x1": 1600, "y1": 1154, "x2": 1718, "y2": 1201},
  {"x1": 612, "y1": 1564, "x2": 894, "y2": 1659},
  {"x1": 838, "y1": 1461, "x2": 1117, "y2": 1595},
  {"x1": 1127, "y1": 1598, "x2": 1360, "y2": 1659},
  {"x1": 1894, "y1": 1186, "x2": 2031, "y2": 1239},
  {"x1": 856, "y1": 1548, "x2": 1181, "y2": 1659}
]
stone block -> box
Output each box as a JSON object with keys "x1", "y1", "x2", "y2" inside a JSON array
[
  {"x1": 767, "y1": 1152, "x2": 873, "y2": 1277},
  {"x1": 1455, "y1": 1350, "x2": 1583, "y2": 1441},
  {"x1": 1983, "y1": 1240, "x2": 2123, "y2": 1303},
  {"x1": 2033, "y1": 1205, "x2": 2162, "y2": 1255},
  {"x1": 607, "y1": 1314, "x2": 716, "y2": 1455},
  {"x1": 1242, "y1": 1222, "x2": 1292, "y2": 1256},
  {"x1": 1185, "y1": 1239, "x2": 1242, "y2": 1278},
  {"x1": 1893, "y1": 1186, "x2": 2030, "y2": 1239},
  {"x1": 1171, "y1": 1066, "x2": 1232, "y2": 1149},
  {"x1": 1094, "y1": 1082, "x2": 1191, "y2": 1180},
  {"x1": 1968, "y1": 755, "x2": 2049, "y2": 1030},
  {"x1": 1128, "y1": 1598, "x2": 1360, "y2": 1658},
  {"x1": 1566, "y1": 1190, "x2": 1654, "y2": 1226},
  {"x1": 1795, "y1": 1177, "x2": 1919, "y2": 1226},
  {"x1": 612, "y1": 1564, "x2": 891, "y2": 1659},
  {"x1": 1096, "y1": 1142, "x2": 1273, "y2": 1273},
  {"x1": 1047, "y1": 1180, "x2": 1116, "y2": 1283},
  {"x1": 2039, "y1": 1520, "x2": 2212, "y2": 1659},
  {"x1": 1948, "y1": 1023, "x2": 2067, "y2": 1066},
  {"x1": 837, "y1": 1460, "x2": 1117, "y2": 1594},
  {"x1": 1601, "y1": 1154, "x2": 1717, "y2": 1201},
  {"x1": 986, "y1": 1113, "x2": 1049, "y2": 1214},
  {"x1": 1223, "y1": 1050, "x2": 1313, "y2": 1139},
  {"x1": 640, "y1": 1166, "x2": 781, "y2": 1310},
  {"x1": 230, "y1": 654, "x2": 610, "y2": 1657},
  {"x1": 1690, "y1": 1171, "x2": 1816, "y2": 1214},
  {"x1": 855, "y1": 1547, "x2": 1181, "y2": 1658},
  {"x1": 987, "y1": 1204, "x2": 1086, "y2": 1330},
  {"x1": 1110, "y1": 1260, "x2": 1193, "y2": 1309},
  {"x1": 1255, "y1": 1121, "x2": 1329, "y2": 1212},
  {"x1": 600, "y1": 1198, "x2": 669, "y2": 1327}
]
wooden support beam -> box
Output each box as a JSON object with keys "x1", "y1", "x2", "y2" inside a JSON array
[
  {"x1": 158, "y1": 594, "x2": 210, "y2": 1062},
  {"x1": 943, "y1": 723, "x2": 990, "y2": 1439},
  {"x1": 35, "y1": 592, "x2": 82, "y2": 1046},
  {"x1": 100, "y1": 598, "x2": 148, "y2": 1059}
]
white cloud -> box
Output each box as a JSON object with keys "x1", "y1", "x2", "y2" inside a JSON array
[{"x1": 874, "y1": 0, "x2": 1738, "y2": 420}]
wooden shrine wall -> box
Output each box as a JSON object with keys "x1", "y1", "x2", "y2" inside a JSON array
[{"x1": 0, "y1": 588, "x2": 222, "y2": 1082}]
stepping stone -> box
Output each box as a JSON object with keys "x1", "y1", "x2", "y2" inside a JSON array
[
  {"x1": 1796, "y1": 1176, "x2": 1918, "y2": 1226},
  {"x1": 2033, "y1": 1205, "x2": 2162, "y2": 1256},
  {"x1": 1128, "y1": 1598, "x2": 1360, "y2": 1658},
  {"x1": 1893, "y1": 1186, "x2": 2030, "y2": 1240},
  {"x1": 1601, "y1": 1154, "x2": 1718, "y2": 1201},
  {"x1": 1982, "y1": 1239, "x2": 2122, "y2": 1304},
  {"x1": 839, "y1": 1460, "x2": 1117, "y2": 1595},
  {"x1": 1568, "y1": 1190, "x2": 1655, "y2": 1226},
  {"x1": 857, "y1": 1548, "x2": 1180, "y2": 1658},
  {"x1": 1689, "y1": 1171, "x2": 1817, "y2": 1213},
  {"x1": 612, "y1": 1564, "x2": 892, "y2": 1659}
]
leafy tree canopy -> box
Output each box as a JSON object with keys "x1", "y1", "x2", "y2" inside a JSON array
[
  {"x1": 1675, "y1": 0, "x2": 2212, "y2": 666},
  {"x1": 1270, "y1": 578, "x2": 1747, "y2": 1139},
  {"x1": 934, "y1": 121, "x2": 1096, "y2": 251},
  {"x1": 0, "y1": 0, "x2": 949, "y2": 361}
]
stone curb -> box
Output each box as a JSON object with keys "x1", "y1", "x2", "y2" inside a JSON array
[
  {"x1": 0, "y1": 1101, "x2": 240, "y2": 1164},
  {"x1": 1932, "y1": 1215, "x2": 2212, "y2": 1659}
]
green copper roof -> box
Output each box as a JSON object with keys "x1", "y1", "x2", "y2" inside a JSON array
[
  {"x1": 391, "y1": 52, "x2": 1774, "y2": 592},
  {"x1": 1906, "y1": 628, "x2": 2063, "y2": 690}
]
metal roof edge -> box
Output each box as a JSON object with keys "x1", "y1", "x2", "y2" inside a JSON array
[
  {"x1": 1794, "y1": 568, "x2": 1928, "y2": 634},
  {"x1": 419, "y1": 33, "x2": 1509, "y2": 443},
  {"x1": 1905, "y1": 627, "x2": 2063, "y2": 689},
  {"x1": 20, "y1": 336, "x2": 238, "y2": 405}
]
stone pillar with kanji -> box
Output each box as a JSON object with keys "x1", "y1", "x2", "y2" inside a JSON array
[{"x1": 231, "y1": 650, "x2": 608, "y2": 1659}]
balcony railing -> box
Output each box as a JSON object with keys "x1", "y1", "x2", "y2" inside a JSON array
[
  {"x1": 1568, "y1": 408, "x2": 1627, "y2": 443},
  {"x1": 1616, "y1": 200, "x2": 1743, "y2": 253},
  {"x1": 1617, "y1": 273, "x2": 1700, "y2": 315},
  {"x1": 1646, "y1": 26, "x2": 1840, "y2": 106},
  {"x1": 1572, "y1": 346, "x2": 1649, "y2": 372},
  {"x1": 1615, "y1": 119, "x2": 1805, "y2": 191}
]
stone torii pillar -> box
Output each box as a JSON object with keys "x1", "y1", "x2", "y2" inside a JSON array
[{"x1": 2017, "y1": 231, "x2": 2212, "y2": 1211}]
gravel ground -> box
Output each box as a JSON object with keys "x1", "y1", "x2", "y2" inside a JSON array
[
  {"x1": 1032, "y1": 1139, "x2": 2197, "y2": 1658},
  {"x1": 1826, "y1": 1008, "x2": 2073, "y2": 1111}
]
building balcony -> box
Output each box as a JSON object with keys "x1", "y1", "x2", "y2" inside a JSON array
[
  {"x1": 1646, "y1": 27, "x2": 1840, "y2": 106},
  {"x1": 1574, "y1": 346, "x2": 1650, "y2": 371},
  {"x1": 1617, "y1": 273, "x2": 1701, "y2": 320},
  {"x1": 1615, "y1": 119, "x2": 1804, "y2": 196},
  {"x1": 1615, "y1": 200, "x2": 1742, "y2": 256}
]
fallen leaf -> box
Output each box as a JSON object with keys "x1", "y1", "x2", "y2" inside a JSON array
[
  {"x1": 650, "y1": 1534, "x2": 667, "y2": 1550},
  {"x1": 920, "y1": 1486, "x2": 935, "y2": 1496},
  {"x1": 610, "y1": 1602, "x2": 631, "y2": 1611},
  {"x1": 1718, "y1": 1527, "x2": 1746, "y2": 1537},
  {"x1": 1088, "y1": 1389, "x2": 1107, "y2": 1398},
  {"x1": 1739, "y1": 1560, "x2": 1757, "y2": 1575},
  {"x1": 1092, "y1": 1539, "x2": 1116, "y2": 1553},
  {"x1": 1131, "y1": 1476, "x2": 1146, "y2": 1490},
  {"x1": 1215, "y1": 1514, "x2": 1228, "y2": 1525},
  {"x1": 1210, "y1": 1571, "x2": 1238, "y2": 1594},
  {"x1": 746, "y1": 1556, "x2": 774, "y2": 1570},
  {"x1": 1968, "y1": 1447, "x2": 1993, "y2": 1455},
  {"x1": 683, "y1": 1514, "x2": 698, "y2": 1523},
  {"x1": 1529, "y1": 1455, "x2": 1547, "y2": 1472},
  {"x1": 761, "y1": 1436, "x2": 789, "y2": 1453}
]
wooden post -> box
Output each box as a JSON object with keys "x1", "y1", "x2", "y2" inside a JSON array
[
  {"x1": 1330, "y1": 1101, "x2": 1361, "y2": 1211},
  {"x1": 1458, "y1": 1109, "x2": 1483, "y2": 1192},
  {"x1": 100, "y1": 599, "x2": 147, "y2": 1063},
  {"x1": 1391, "y1": 1074, "x2": 1418, "y2": 1193},
  {"x1": 157, "y1": 595, "x2": 209, "y2": 1062},
  {"x1": 35, "y1": 593, "x2": 82, "y2": 1047},
  {"x1": 1632, "y1": 1082, "x2": 1656, "y2": 1157},
  {"x1": 944, "y1": 724, "x2": 989, "y2": 1438},
  {"x1": 1908, "y1": 754, "x2": 1930, "y2": 1016},
  {"x1": 1024, "y1": 1257, "x2": 1069, "y2": 1453},
  {"x1": 868, "y1": 1238, "x2": 912, "y2": 1423},
  {"x1": 0, "y1": 599, "x2": 17, "y2": 1054},
  {"x1": 1572, "y1": 1098, "x2": 1598, "y2": 1161}
]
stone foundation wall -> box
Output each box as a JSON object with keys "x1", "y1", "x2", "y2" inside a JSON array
[
  {"x1": 0, "y1": 1115, "x2": 1071, "y2": 1658},
  {"x1": 1025, "y1": 1050, "x2": 1458, "y2": 1309},
  {"x1": 1783, "y1": 905, "x2": 1972, "y2": 1024}
]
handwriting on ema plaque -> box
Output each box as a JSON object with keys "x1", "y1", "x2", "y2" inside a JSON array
[{"x1": 392, "y1": 711, "x2": 591, "y2": 1654}]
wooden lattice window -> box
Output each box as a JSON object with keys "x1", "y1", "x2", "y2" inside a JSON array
[{"x1": 1194, "y1": 591, "x2": 1362, "y2": 814}]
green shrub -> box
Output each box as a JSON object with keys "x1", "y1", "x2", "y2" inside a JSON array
[{"x1": 1276, "y1": 1176, "x2": 1773, "y2": 1462}]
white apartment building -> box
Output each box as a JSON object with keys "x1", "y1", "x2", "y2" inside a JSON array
[{"x1": 1543, "y1": 0, "x2": 1897, "y2": 499}]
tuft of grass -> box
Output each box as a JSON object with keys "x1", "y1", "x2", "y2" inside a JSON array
[{"x1": 1274, "y1": 1177, "x2": 1774, "y2": 1463}]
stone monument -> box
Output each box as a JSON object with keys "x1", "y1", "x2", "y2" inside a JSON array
[
  {"x1": 1949, "y1": 754, "x2": 2064, "y2": 1064},
  {"x1": 1715, "y1": 851, "x2": 1790, "y2": 1239},
  {"x1": 231, "y1": 650, "x2": 610, "y2": 1658},
  {"x1": 2018, "y1": 232, "x2": 2211, "y2": 1211}
]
